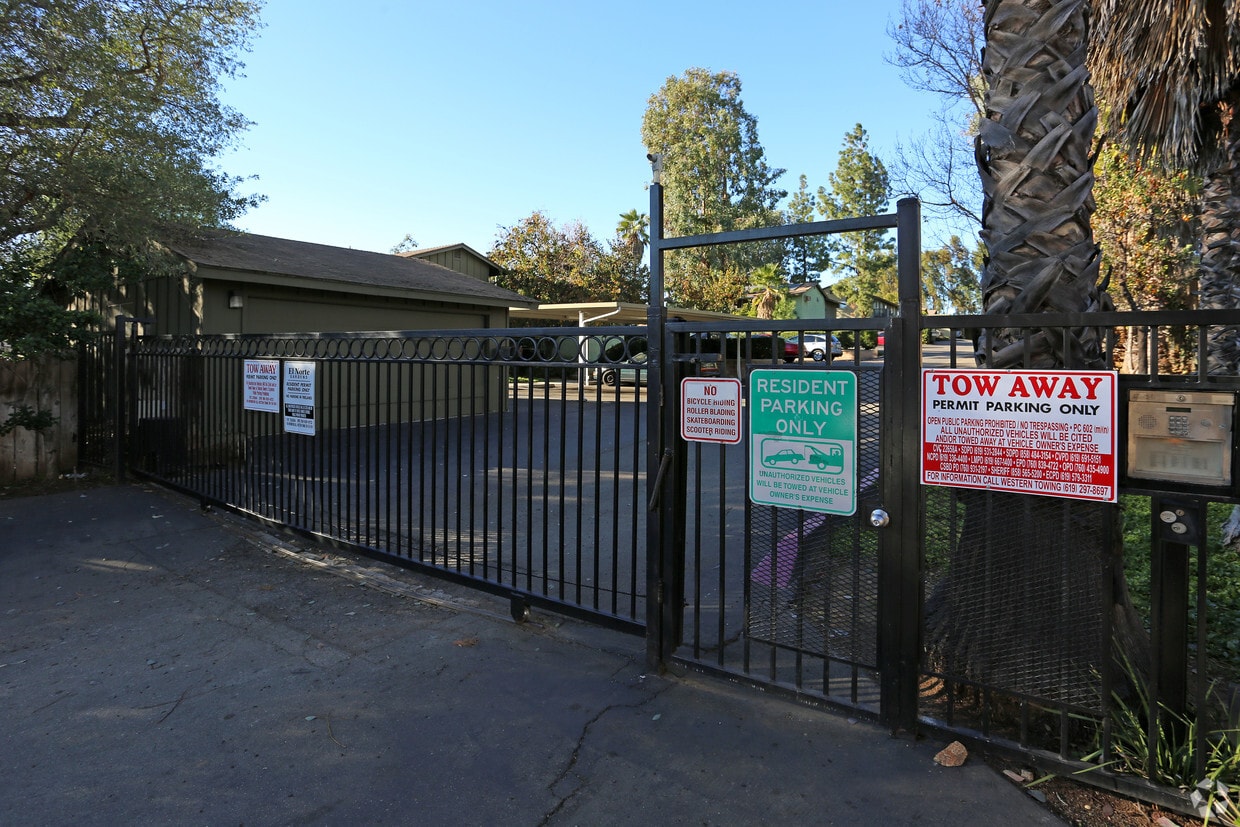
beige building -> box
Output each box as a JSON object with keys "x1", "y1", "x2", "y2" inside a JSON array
[{"x1": 93, "y1": 230, "x2": 533, "y2": 335}]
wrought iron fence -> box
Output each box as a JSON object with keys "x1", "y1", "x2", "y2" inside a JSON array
[
  {"x1": 910, "y1": 310, "x2": 1240, "y2": 815},
  {"x1": 123, "y1": 326, "x2": 652, "y2": 631}
]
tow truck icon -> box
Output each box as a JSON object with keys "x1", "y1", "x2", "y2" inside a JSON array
[{"x1": 761, "y1": 441, "x2": 844, "y2": 473}]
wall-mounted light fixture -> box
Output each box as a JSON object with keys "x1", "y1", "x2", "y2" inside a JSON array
[{"x1": 228, "y1": 290, "x2": 243, "y2": 309}]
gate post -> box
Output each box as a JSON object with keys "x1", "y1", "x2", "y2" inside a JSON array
[
  {"x1": 878, "y1": 197, "x2": 923, "y2": 732},
  {"x1": 645, "y1": 157, "x2": 676, "y2": 670},
  {"x1": 113, "y1": 316, "x2": 131, "y2": 481}
]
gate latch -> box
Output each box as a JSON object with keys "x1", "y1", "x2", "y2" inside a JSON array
[{"x1": 869, "y1": 508, "x2": 890, "y2": 528}]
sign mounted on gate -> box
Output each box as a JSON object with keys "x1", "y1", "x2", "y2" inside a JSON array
[
  {"x1": 283, "y1": 360, "x2": 317, "y2": 436},
  {"x1": 681, "y1": 377, "x2": 742, "y2": 444},
  {"x1": 921, "y1": 369, "x2": 1118, "y2": 502},
  {"x1": 748, "y1": 369, "x2": 857, "y2": 515},
  {"x1": 243, "y1": 359, "x2": 280, "y2": 413}
]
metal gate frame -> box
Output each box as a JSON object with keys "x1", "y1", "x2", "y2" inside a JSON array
[
  {"x1": 84, "y1": 185, "x2": 1240, "y2": 814},
  {"x1": 642, "y1": 179, "x2": 1240, "y2": 815},
  {"x1": 642, "y1": 181, "x2": 925, "y2": 732}
]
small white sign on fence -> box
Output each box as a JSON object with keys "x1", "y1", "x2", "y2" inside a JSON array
[
  {"x1": 283, "y1": 361, "x2": 317, "y2": 435},
  {"x1": 680, "y1": 377, "x2": 742, "y2": 444},
  {"x1": 242, "y1": 359, "x2": 280, "y2": 413}
]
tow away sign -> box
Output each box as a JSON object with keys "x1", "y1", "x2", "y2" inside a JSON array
[{"x1": 922, "y1": 369, "x2": 1117, "y2": 502}]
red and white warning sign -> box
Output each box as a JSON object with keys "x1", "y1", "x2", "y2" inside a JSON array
[
  {"x1": 681, "y1": 377, "x2": 742, "y2": 444},
  {"x1": 922, "y1": 369, "x2": 1118, "y2": 502}
]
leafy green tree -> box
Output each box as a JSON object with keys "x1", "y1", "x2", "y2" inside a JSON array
[
  {"x1": 0, "y1": 0, "x2": 262, "y2": 358},
  {"x1": 641, "y1": 68, "x2": 786, "y2": 311},
  {"x1": 490, "y1": 212, "x2": 599, "y2": 303},
  {"x1": 818, "y1": 124, "x2": 896, "y2": 315},
  {"x1": 1093, "y1": 138, "x2": 1199, "y2": 373},
  {"x1": 920, "y1": 237, "x2": 981, "y2": 314},
  {"x1": 784, "y1": 174, "x2": 829, "y2": 284},
  {"x1": 391, "y1": 234, "x2": 419, "y2": 254},
  {"x1": 597, "y1": 237, "x2": 649, "y2": 304},
  {"x1": 489, "y1": 211, "x2": 646, "y2": 305}
]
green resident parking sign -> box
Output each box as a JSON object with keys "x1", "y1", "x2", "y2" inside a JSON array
[{"x1": 749, "y1": 368, "x2": 858, "y2": 515}]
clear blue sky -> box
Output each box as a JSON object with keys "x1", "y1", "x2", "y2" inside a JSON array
[{"x1": 217, "y1": 0, "x2": 944, "y2": 258}]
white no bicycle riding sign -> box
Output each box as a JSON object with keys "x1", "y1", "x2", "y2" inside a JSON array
[{"x1": 748, "y1": 369, "x2": 858, "y2": 515}]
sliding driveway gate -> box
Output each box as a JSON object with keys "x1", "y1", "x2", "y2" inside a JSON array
[{"x1": 104, "y1": 192, "x2": 1240, "y2": 814}]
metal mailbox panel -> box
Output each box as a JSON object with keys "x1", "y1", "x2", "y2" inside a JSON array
[{"x1": 1127, "y1": 390, "x2": 1234, "y2": 487}]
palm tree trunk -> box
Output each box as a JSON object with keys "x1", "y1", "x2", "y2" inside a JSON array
[
  {"x1": 975, "y1": 0, "x2": 1106, "y2": 368},
  {"x1": 1198, "y1": 92, "x2": 1240, "y2": 548},
  {"x1": 926, "y1": 0, "x2": 1140, "y2": 709},
  {"x1": 1200, "y1": 93, "x2": 1240, "y2": 376}
]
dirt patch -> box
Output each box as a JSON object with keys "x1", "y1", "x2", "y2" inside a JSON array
[{"x1": 988, "y1": 757, "x2": 1208, "y2": 826}]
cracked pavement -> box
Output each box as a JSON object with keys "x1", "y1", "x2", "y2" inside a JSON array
[{"x1": 1, "y1": 483, "x2": 1060, "y2": 825}]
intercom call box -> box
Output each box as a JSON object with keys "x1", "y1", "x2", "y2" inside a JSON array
[{"x1": 1126, "y1": 389, "x2": 1236, "y2": 490}]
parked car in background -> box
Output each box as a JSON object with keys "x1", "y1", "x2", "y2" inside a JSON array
[
  {"x1": 599, "y1": 351, "x2": 647, "y2": 386},
  {"x1": 744, "y1": 334, "x2": 799, "y2": 362},
  {"x1": 830, "y1": 335, "x2": 843, "y2": 358},
  {"x1": 790, "y1": 333, "x2": 833, "y2": 362},
  {"x1": 875, "y1": 331, "x2": 885, "y2": 356}
]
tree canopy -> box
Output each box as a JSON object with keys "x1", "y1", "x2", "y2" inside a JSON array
[
  {"x1": 641, "y1": 68, "x2": 785, "y2": 312},
  {"x1": 818, "y1": 124, "x2": 896, "y2": 315},
  {"x1": 489, "y1": 211, "x2": 647, "y2": 305},
  {"x1": 784, "y1": 174, "x2": 830, "y2": 284},
  {"x1": 0, "y1": 0, "x2": 262, "y2": 357}
]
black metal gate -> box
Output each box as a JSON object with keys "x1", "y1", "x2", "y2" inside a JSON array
[
  {"x1": 641, "y1": 187, "x2": 1240, "y2": 816},
  {"x1": 642, "y1": 195, "x2": 922, "y2": 729},
  {"x1": 112, "y1": 327, "x2": 652, "y2": 631},
  {"x1": 85, "y1": 194, "x2": 1240, "y2": 815}
]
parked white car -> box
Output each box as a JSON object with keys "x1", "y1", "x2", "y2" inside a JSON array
[{"x1": 789, "y1": 333, "x2": 841, "y2": 361}]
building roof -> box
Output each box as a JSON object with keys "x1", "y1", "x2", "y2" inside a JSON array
[
  {"x1": 788, "y1": 283, "x2": 846, "y2": 307},
  {"x1": 398, "y1": 243, "x2": 503, "y2": 276},
  {"x1": 170, "y1": 230, "x2": 535, "y2": 309}
]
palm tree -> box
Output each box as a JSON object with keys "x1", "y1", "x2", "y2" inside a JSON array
[
  {"x1": 1090, "y1": 1, "x2": 1240, "y2": 374},
  {"x1": 1089, "y1": 4, "x2": 1240, "y2": 541},
  {"x1": 974, "y1": 0, "x2": 1107, "y2": 368},
  {"x1": 616, "y1": 209, "x2": 649, "y2": 262},
  {"x1": 749, "y1": 263, "x2": 784, "y2": 320},
  {"x1": 926, "y1": 0, "x2": 1119, "y2": 705}
]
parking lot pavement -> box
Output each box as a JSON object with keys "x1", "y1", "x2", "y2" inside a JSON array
[{"x1": 0, "y1": 483, "x2": 1060, "y2": 825}]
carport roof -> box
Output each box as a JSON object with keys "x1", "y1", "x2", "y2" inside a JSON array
[
  {"x1": 170, "y1": 230, "x2": 537, "y2": 309},
  {"x1": 509, "y1": 301, "x2": 750, "y2": 324}
]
